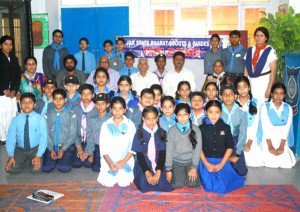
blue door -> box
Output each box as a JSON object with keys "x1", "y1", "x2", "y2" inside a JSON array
[{"x1": 61, "y1": 7, "x2": 129, "y2": 61}]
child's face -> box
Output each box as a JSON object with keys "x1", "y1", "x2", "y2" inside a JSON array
[
  {"x1": 230, "y1": 34, "x2": 240, "y2": 47},
  {"x1": 44, "y1": 84, "x2": 56, "y2": 99},
  {"x1": 206, "y1": 106, "x2": 221, "y2": 124},
  {"x1": 153, "y1": 89, "x2": 162, "y2": 105},
  {"x1": 178, "y1": 84, "x2": 191, "y2": 100},
  {"x1": 95, "y1": 72, "x2": 108, "y2": 87},
  {"x1": 118, "y1": 80, "x2": 131, "y2": 94},
  {"x1": 95, "y1": 101, "x2": 109, "y2": 114},
  {"x1": 80, "y1": 89, "x2": 94, "y2": 105},
  {"x1": 210, "y1": 37, "x2": 220, "y2": 49},
  {"x1": 161, "y1": 100, "x2": 175, "y2": 117},
  {"x1": 20, "y1": 97, "x2": 36, "y2": 114},
  {"x1": 111, "y1": 102, "x2": 126, "y2": 119},
  {"x1": 236, "y1": 81, "x2": 250, "y2": 98},
  {"x1": 79, "y1": 40, "x2": 89, "y2": 51},
  {"x1": 53, "y1": 94, "x2": 67, "y2": 111},
  {"x1": 213, "y1": 61, "x2": 224, "y2": 75},
  {"x1": 205, "y1": 84, "x2": 218, "y2": 100},
  {"x1": 104, "y1": 43, "x2": 113, "y2": 54},
  {"x1": 139, "y1": 93, "x2": 154, "y2": 107},
  {"x1": 272, "y1": 88, "x2": 285, "y2": 105},
  {"x1": 116, "y1": 40, "x2": 125, "y2": 52},
  {"x1": 143, "y1": 111, "x2": 158, "y2": 130},
  {"x1": 156, "y1": 58, "x2": 166, "y2": 70},
  {"x1": 191, "y1": 96, "x2": 204, "y2": 110},
  {"x1": 125, "y1": 56, "x2": 134, "y2": 68},
  {"x1": 176, "y1": 109, "x2": 190, "y2": 125},
  {"x1": 64, "y1": 83, "x2": 79, "y2": 95},
  {"x1": 221, "y1": 89, "x2": 237, "y2": 107},
  {"x1": 25, "y1": 59, "x2": 37, "y2": 74}
]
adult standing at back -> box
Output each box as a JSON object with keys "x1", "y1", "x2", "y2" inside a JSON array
[
  {"x1": 221, "y1": 30, "x2": 246, "y2": 83},
  {"x1": 42, "y1": 29, "x2": 69, "y2": 80},
  {"x1": 0, "y1": 35, "x2": 21, "y2": 145},
  {"x1": 163, "y1": 51, "x2": 197, "y2": 98},
  {"x1": 244, "y1": 27, "x2": 277, "y2": 105}
]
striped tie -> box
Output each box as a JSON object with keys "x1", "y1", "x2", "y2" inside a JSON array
[{"x1": 24, "y1": 115, "x2": 30, "y2": 151}]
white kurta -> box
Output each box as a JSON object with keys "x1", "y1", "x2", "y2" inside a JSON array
[
  {"x1": 0, "y1": 96, "x2": 17, "y2": 141},
  {"x1": 261, "y1": 102, "x2": 296, "y2": 168},
  {"x1": 97, "y1": 116, "x2": 136, "y2": 187},
  {"x1": 239, "y1": 99, "x2": 264, "y2": 167},
  {"x1": 130, "y1": 71, "x2": 159, "y2": 96},
  {"x1": 162, "y1": 67, "x2": 197, "y2": 98},
  {"x1": 245, "y1": 45, "x2": 277, "y2": 106}
]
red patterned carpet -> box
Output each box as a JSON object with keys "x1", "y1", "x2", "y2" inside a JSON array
[
  {"x1": 100, "y1": 184, "x2": 300, "y2": 212},
  {"x1": 1, "y1": 181, "x2": 300, "y2": 211}
]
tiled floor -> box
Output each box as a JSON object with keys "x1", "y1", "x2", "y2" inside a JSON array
[{"x1": 0, "y1": 145, "x2": 299, "y2": 191}]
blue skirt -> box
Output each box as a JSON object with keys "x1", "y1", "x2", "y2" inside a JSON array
[
  {"x1": 199, "y1": 158, "x2": 245, "y2": 194},
  {"x1": 133, "y1": 158, "x2": 173, "y2": 193}
]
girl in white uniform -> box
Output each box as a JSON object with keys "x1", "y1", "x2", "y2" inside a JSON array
[
  {"x1": 97, "y1": 97, "x2": 136, "y2": 187},
  {"x1": 260, "y1": 83, "x2": 296, "y2": 168},
  {"x1": 235, "y1": 76, "x2": 264, "y2": 167}
]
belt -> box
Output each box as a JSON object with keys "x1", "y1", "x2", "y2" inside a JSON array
[{"x1": 259, "y1": 70, "x2": 271, "y2": 77}]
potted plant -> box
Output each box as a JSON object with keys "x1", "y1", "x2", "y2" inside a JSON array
[{"x1": 259, "y1": 6, "x2": 300, "y2": 77}]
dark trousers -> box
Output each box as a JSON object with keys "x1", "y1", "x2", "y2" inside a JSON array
[
  {"x1": 72, "y1": 142, "x2": 92, "y2": 168},
  {"x1": 42, "y1": 144, "x2": 75, "y2": 173},
  {"x1": 91, "y1": 144, "x2": 100, "y2": 172},
  {"x1": 231, "y1": 136, "x2": 248, "y2": 176},
  {"x1": 171, "y1": 161, "x2": 201, "y2": 189},
  {"x1": 5, "y1": 146, "x2": 42, "y2": 174}
]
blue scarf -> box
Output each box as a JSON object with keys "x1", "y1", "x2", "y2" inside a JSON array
[
  {"x1": 176, "y1": 98, "x2": 191, "y2": 105},
  {"x1": 222, "y1": 103, "x2": 239, "y2": 134},
  {"x1": 162, "y1": 114, "x2": 176, "y2": 129},
  {"x1": 205, "y1": 117, "x2": 214, "y2": 125},
  {"x1": 51, "y1": 42, "x2": 65, "y2": 71},
  {"x1": 66, "y1": 92, "x2": 80, "y2": 111},
  {"x1": 228, "y1": 44, "x2": 244, "y2": 72},
  {"x1": 54, "y1": 108, "x2": 65, "y2": 152},
  {"x1": 94, "y1": 86, "x2": 110, "y2": 94},
  {"x1": 116, "y1": 91, "x2": 135, "y2": 100},
  {"x1": 176, "y1": 121, "x2": 191, "y2": 134},
  {"x1": 41, "y1": 95, "x2": 52, "y2": 116},
  {"x1": 245, "y1": 46, "x2": 272, "y2": 78},
  {"x1": 107, "y1": 118, "x2": 128, "y2": 136}
]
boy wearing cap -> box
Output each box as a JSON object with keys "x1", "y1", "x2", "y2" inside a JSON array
[
  {"x1": 42, "y1": 88, "x2": 77, "y2": 173},
  {"x1": 154, "y1": 54, "x2": 168, "y2": 85},
  {"x1": 220, "y1": 84, "x2": 248, "y2": 176},
  {"x1": 119, "y1": 52, "x2": 139, "y2": 77},
  {"x1": 64, "y1": 75, "x2": 81, "y2": 111},
  {"x1": 35, "y1": 78, "x2": 56, "y2": 116},
  {"x1": 190, "y1": 91, "x2": 206, "y2": 126},
  {"x1": 74, "y1": 38, "x2": 96, "y2": 77},
  {"x1": 90, "y1": 93, "x2": 112, "y2": 172}
]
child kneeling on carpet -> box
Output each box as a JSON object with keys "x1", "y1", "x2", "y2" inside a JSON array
[
  {"x1": 132, "y1": 106, "x2": 173, "y2": 193},
  {"x1": 165, "y1": 103, "x2": 202, "y2": 189},
  {"x1": 97, "y1": 97, "x2": 136, "y2": 187},
  {"x1": 199, "y1": 100, "x2": 245, "y2": 194},
  {"x1": 42, "y1": 89, "x2": 77, "y2": 173}
]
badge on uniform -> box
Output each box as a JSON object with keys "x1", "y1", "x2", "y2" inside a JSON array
[{"x1": 220, "y1": 131, "x2": 225, "y2": 135}]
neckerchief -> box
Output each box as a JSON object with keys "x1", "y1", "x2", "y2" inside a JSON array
[
  {"x1": 143, "y1": 122, "x2": 158, "y2": 173},
  {"x1": 116, "y1": 92, "x2": 135, "y2": 107},
  {"x1": 107, "y1": 117, "x2": 128, "y2": 136},
  {"x1": 94, "y1": 86, "x2": 110, "y2": 94},
  {"x1": 222, "y1": 102, "x2": 239, "y2": 134},
  {"x1": 138, "y1": 103, "x2": 144, "y2": 112},
  {"x1": 162, "y1": 114, "x2": 176, "y2": 129},
  {"x1": 212, "y1": 71, "x2": 226, "y2": 88},
  {"x1": 228, "y1": 44, "x2": 244, "y2": 72},
  {"x1": 41, "y1": 95, "x2": 52, "y2": 116},
  {"x1": 80, "y1": 101, "x2": 95, "y2": 142},
  {"x1": 176, "y1": 121, "x2": 191, "y2": 134},
  {"x1": 66, "y1": 92, "x2": 80, "y2": 110},
  {"x1": 191, "y1": 109, "x2": 205, "y2": 126},
  {"x1": 51, "y1": 42, "x2": 65, "y2": 71},
  {"x1": 54, "y1": 108, "x2": 65, "y2": 152},
  {"x1": 252, "y1": 43, "x2": 268, "y2": 71},
  {"x1": 177, "y1": 98, "x2": 191, "y2": 105}
]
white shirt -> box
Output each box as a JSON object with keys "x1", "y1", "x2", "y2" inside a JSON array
[
  {"x1": 131, "y1": 71, "x2": 160, "y2": 96},
  {"x1": 162, "y1": 67, "x2": 197, "y2": 97}
]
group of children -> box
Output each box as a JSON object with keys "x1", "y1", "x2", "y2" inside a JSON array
[{"x1": 5, "y1": 65, "x2": 296, "y2": 194}]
